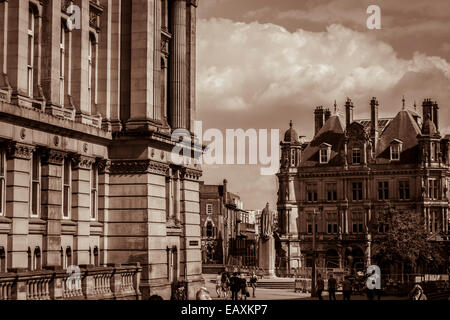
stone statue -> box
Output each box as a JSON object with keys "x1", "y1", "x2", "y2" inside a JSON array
[{"x1": 260, "y1": 203, "x2": 273, "y2": 239}]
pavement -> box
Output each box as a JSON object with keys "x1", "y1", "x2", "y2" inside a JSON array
[{"x1": 202, "y1": 274, "x2": 408, "y2": 301}]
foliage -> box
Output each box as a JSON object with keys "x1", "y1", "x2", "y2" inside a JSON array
[{"x1": 371, "y1": 204, "x2": 445, "y2": 272}]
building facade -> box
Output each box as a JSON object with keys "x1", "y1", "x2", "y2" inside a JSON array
[
  {"x1": 200, "y1": 179, "x2": 256, "y2": 266},
  {"x1": 277, "y1": 98, "x2": 450, "y2": 275},
  {"x1": 0, "y1": 0, "x2": 203, "y2": 300}
]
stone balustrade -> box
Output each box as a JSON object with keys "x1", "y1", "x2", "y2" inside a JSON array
[{"x1": 0, "y1": 264, "x2": 142, "y2": 300}]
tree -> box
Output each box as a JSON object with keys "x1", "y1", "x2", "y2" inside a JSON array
[{"x1": 371, "y1": 204, "x2": 445, "y2": 274}]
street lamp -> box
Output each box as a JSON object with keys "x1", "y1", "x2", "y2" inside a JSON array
[{"x1": 311, "y1": 208, "x2": 320, "y2": 297}]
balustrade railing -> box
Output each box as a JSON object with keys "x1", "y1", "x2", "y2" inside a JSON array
[{"x1": 0, "y1": 264, "x2": 141, "y2": 300}]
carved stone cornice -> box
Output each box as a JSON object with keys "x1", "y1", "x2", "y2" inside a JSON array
[
  {"x1": 187, "y1": 0, "x2": 199, "y2": 7},
  {"x1": 71, "y1": 155, "x2": 96, "y2": 170},
  {"x1": 41, "y1": 149, "x2": 66, "y2": 165},
  {"x1": 97, "y1": 159, "x2": 111, "y2": 174},
  {"x1": 110, "y1": 160, "x2": 169, "y2": 176},
  {"x1": 180, "y1": 168, "x2": 202, "y2": 181},
  {"x1": 6, "y1": 142, "x2": 34, "y2": 160}
]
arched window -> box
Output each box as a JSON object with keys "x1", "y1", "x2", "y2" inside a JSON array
[
  {"x1": 27, "y1": 4, "x2": 39, "y2": 98},
  {"x1": 206, "y1": 221, "x2": 213, "y2": 238},
  {"x1": 0, "y1": 149, "x2": 5, "y2": 216},
  {"x1": 65, "y1": 246, "x2": 72, "y2": 268},
  {"x1": 88, "y1": 33, "x2": 98, "y2": 113},
  {"x1": 93, "y1": 246, "x2": 99, "y2": 266},
  {"x1": 27, "y1": 247, "x2": 32, "y2": 270},
  {"x1": 0, "y1": 247, "x2": 6, "y2": 273},
  {"x1": 34, "y1": 247, "x2": 41, "y2": 270}
]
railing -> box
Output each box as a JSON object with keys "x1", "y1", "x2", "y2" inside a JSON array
[{"x1": 0, "y1": 264, "x2": 142, "y2": 300}]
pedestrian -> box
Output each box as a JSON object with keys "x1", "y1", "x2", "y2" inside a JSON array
[
  {"x1": 250, "y1": 272, "x2": 258, "y2": 298},
  {"x1": 365, "y1": 285, "x2": 374, "y2": 300},
  {"x1": 408, "y1": 283, "x2": 427, "y2": 300},
  {"x1": 216, "y1": 272, "x2": 222, "y2": 297},
  {"x1": 342, "y1": 276, "x2": 352, "y2": 301},
  {"x1": 316, "y1": 273, "x2": 324, "y2": 300},
  {"x1": 327, "y1": 274, "x2": 337, "y2": 301},
  {"x1": 240, "y1": 273, "x2": 248, "y2": 300},
  {"x1": 230, "y1": 272, "x2": 240, "y2": 301}
]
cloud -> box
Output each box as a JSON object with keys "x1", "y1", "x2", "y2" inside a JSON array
[{"x1": 197, "y1": 17, "x2": 450, "y2": 209}]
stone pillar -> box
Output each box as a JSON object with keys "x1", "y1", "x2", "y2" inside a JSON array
[
  {"x1": 71, "y1": 155, "x2": 94, "y2": 265},
  {"x1": 98, "y1": 160, "x2": 110, "y2": 266},
  {"x1": 169, "y1": 0, "x2": 187, "y2": 129},
  {"x1": 187, "y1": 0, "x2": 197, "y2": 131},
  {"x1": 109, "y1": 0, "x2": 122, "y2": 131},
  {"x1": 41, "y1": 149, "x2": 65, "y2": 267},
  {"x1": 71, "y1": 0, "x2": 90, "y2": 114},
  {"x1": 258, "y1": 237, "x2": 276, "y2": 278},
  {"x1": 288, "y1": 177, "x2": 295, "y2": 202},
  {"x1": 6, "y1": 143, "x2": 34, "y2": 269},
  {"x1": 126, "y1": 0, "x2": 158, "y2": 131},
  {"x1": 41, "y1": 0, "x2": 63, "y2": 116}
]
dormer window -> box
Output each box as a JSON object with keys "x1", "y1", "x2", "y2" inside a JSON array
[
  {"x1": 352, "y1": 148, "x2": 361, "y2": 164},
  {"x1": 319, "y1": 143, "x2": 331, "y2": 164},
  {"x1": 390, "y1": 139, "x2": 403, "y2": 161}
]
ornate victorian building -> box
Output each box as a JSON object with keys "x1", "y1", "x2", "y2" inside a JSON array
[
  {"x1": 277, "y1": 98, "x2": 450, "y2": 275},
  {"x1": 0, "y1": 0, "x2": 202, "y2": 300}
]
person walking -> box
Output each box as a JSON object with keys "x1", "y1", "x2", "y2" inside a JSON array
[
  {"x1": 342, "y1": 276, "x2": 352, "y2": 301},
  {"x1": 240, "y1": 273, "x2": 248, "y2": 300},
  {"x1": 327, "y1": 274, "x2": 337, "y2": 301},
  {"x1": 250, "y1": 272, "x2": 258, "y2": 298},
  {"x1": 216, "y1": 272, "x2": 223, "y2": 297},
  {"x1": 408, "y1": 284, "x2": 427, "y2": 300},
  {"x1": 230, "y1": 273, "x2": 240, "y2": 301},
  {"x1": 316, "y1": 274, "x2": 325, "y2": 300}
]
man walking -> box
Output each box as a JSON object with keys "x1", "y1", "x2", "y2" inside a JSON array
[
  {"x1": 250, "y1": 272, "x2": 258, "y2": 298},
  {"x1": 316, "y1": 274, "x2": 324, "y2": 300},
  {"x1": 230, "y1": 273, "x2": 240, "y2": 301},
  {"x1": 327, "y1": 274, "x2": 337, "y2": 300},
  {"x1": 342, "y1": 276, "x2": 352, "y2": 301}
]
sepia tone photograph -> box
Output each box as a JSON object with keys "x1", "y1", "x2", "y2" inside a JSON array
[{"x1": 0, "y1": 0, "x2": 449, "y2": 309}]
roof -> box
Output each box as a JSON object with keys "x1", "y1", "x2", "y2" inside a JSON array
[
  {"x1": 300, "y1": 115, "x2": 345, "y2": 167},
  {"x1": 355, "y1": 118, "x2": 393, "y2": 133},
  {"x1": 283, "y1": 120, "x2": 299, "y2": 143},
  {"x1": 376, "y1": 110, "x2": 422, "y2": 163}
]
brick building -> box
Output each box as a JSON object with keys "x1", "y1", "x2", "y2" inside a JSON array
[
  {"x1": 0, "y1": 0, "x2": 203, "y2": 300},
  {"x1": 277, "y1": 98, "x2": 450, "y2": 275},
  {"x1": 200, "y1": 179, "x2": 256, "y2": 266}
]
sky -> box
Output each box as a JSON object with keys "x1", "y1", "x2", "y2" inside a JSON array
[{"x1": 195, "y1": 0, "x2": 450, "y2": 210}]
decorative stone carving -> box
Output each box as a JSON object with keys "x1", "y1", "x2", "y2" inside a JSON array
[
  {"x1": 41, "y1": 149, "x2": 66, "y2": 165},
  {"x1": 97, "y1": 159, "x2": 111, "y2": 174},
  {"x1": 180, "y1": 168, "x2": 202, "y2": 181},
  {"x1": 6, "y1": 142, "x2": 34, "y2": 160},
  {"x1": 71, "y1": 155, "x2": 96, "y2": 170},
  {"x1": 110, "y1": 160, "x2": 169, "y2": 176}
]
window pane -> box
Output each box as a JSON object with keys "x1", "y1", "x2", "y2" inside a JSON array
[
  {"x1": 63, "y1": 185, "x2": 70, "y2": 218},
  {"x1": 32, "y1": 181, "x2": 39, "y2": 216}
]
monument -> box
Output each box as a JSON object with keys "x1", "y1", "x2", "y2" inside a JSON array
[{"x1": 258, "y1": 203, "x2": 276, "y2": 277}]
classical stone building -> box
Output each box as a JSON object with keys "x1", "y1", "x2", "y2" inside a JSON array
[
  {"x1": 0, "y1": 0, "x2": 203, "y2": 300},
  {"x1": 200, "y1": 179, "x2": 256, "y2": 266},
  {"x1": 277, "y1": 98, "x2": 450, "y2": 275}
]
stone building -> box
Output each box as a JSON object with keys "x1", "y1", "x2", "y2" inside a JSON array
[
  {"x1": 200, "y1": 179, "x2": 256, "y2": 266},
  {"x1": 277, "y1": 98, "x2": 450, "y2": 275},
  {"x1": 0, "y1": 0, "x2": 203, "y2": 300}
]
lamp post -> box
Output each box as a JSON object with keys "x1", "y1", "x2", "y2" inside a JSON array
[{"x1": 311, "y1": 208, "x2": 319, "y2": 297}]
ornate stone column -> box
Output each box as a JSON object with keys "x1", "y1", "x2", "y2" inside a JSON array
[{"x1": 169, "y1": 0, "x2": 187, "y2": 129}]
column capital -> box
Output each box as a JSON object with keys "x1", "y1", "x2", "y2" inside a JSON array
[
  {"x1": 41, "y1": 148, "x2": 67, "y2": 165},
  {"x1": 187, "y1": 0, "x2": 199, "y2": 7},
  {"x1": 71, "y1": 154, "x2": 96, "y2": 170},
  {"x1": 6, "y1": 142, "x2": 35, "y2": 160}
]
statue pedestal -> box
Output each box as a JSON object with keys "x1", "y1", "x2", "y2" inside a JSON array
[{"x1": 258, "y1": 236, "x2": 276, "y2": 278}]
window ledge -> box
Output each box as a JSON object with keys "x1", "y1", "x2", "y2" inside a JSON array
[
  {"x1": 0, "y1": 216, "x2": 12, "y2": 223},
  {"x1": 29, "y1": 218, "x2": 46, "y2": 225}
]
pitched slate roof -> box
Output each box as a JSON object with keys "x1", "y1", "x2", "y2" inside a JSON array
[
  {"x1": 376, "y1": 110, "x2": 422, "y2": 164},
  {"x1": 300, "y1": 115, "x2": 345, "y2": 167}
]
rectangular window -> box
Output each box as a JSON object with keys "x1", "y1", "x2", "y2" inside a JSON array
[
  {"x1": 326, "y1": 183, "x2": 337, "y2": 201},
  {"x1": 352, "y1": 223, "x2": 357, "y2": 233},
  {"x1": 27, "y1": 8, "x2": 35, "y2": 98},
  {"x1": 63, "y1": 159, "x2": 71, "y2": 219},
  {"x1": 352, "y1": 148, "x2": 361, "y2": 164},
  {"x1": 352, "y1": 182, "x2": 363, "y2": 201},
  {"x1": 307, "y1": 224, "x2": 312, "y2": 234},
  {"x1": 327, "y1": 223, "x2": 332, "y2": 234},
  {"x1": 378, "y1": 181, "x2": 389, "y2": 200},
  {"x1": 428, "y1": 179, "x2": 439, "y2": 200},
  {"x1": 206, "y1": 204, "x2": 213, "y2": 215},
  {"x1": 291, "y1": 149, "x2": 296, "y2": 167},
  {"x1": 359, "y1": 224, "x2": 364, "y2": 233},
  {"x1": 306, "y1": 184, "x2": 318, "y2": 202},
  {"x1": 60, "y1": 24, "x2": 65, "y2": 107},
  {"x1": 320, "y1": 149, "x2": 328, "y2": 163},
  {"x1": 0, "y1": 150, "x2": 5, "y2": 216},
  {"x1": 391, "y1": 144, "x2": 400, "y2": 161},
  {"x1": 333, "y1": 224, "x2": 338, "y2": 233},
  {"x1": 31, "y1": 154, "x2": 41, "y2": 217},
  {"x1": 399, "y1": 181, "x2": 410, "y2": 200},
  {"x1": 90, "y1": 164, "x2": 98, "y2": 220},
  {"x1": 88, "y1": 38, "x2": 93, "y2": 110}
]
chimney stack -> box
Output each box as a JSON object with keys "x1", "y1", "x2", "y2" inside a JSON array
[
  {"x1": 325, "y1": 108, "x2": 331, "y2": 122},
  {"x1": 314, "y1": 106, "x2": 325, "y2": 136},
  {"x1": 370, "y1": 97, "x2": 379, "y2": 150},
  {"x1": 345, "y1": 98, "x2": 354, "y2": 128},
  {"x1": 422, "y1": 99, "x2": 434, "y2": 125},
  {"x1": 223, "y1": 179, "x2": 228, "y2": 205},
  {"x1": 432, "y1": 101, "x2": 439, "y2": 131}
]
